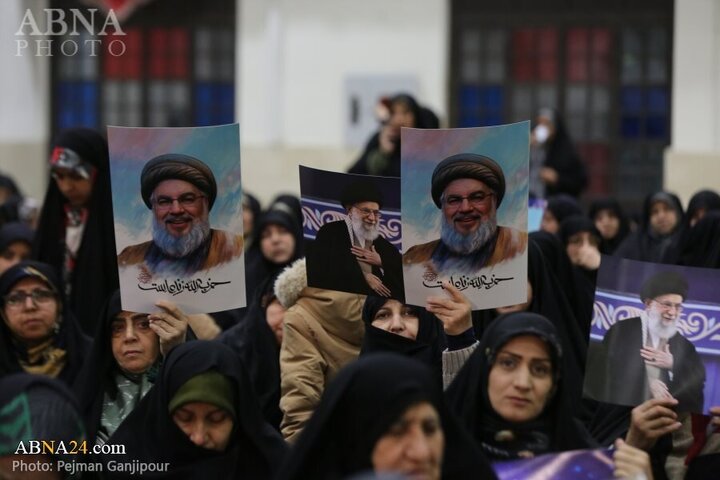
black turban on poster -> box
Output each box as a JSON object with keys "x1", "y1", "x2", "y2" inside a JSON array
[
  {"x1": 340, "y1": 180, "x2": 384, "y2": 210},
  {"x1": 639, "y1": 271, "x2": 689, "y2": 302},
  {"x1": 430, "y1": 153, "x2": 505, "y2": 208},
  {"x1": 140, "y1": 154, "x2": 217, "y2": 210}
]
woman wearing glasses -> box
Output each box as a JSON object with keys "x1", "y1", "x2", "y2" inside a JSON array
[{"x1": 0, "y1": 260, "x2": 90, "y2": 386}]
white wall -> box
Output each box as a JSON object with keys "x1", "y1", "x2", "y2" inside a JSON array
[
  {"x1": 237, "y1": 0, "x2": 448, "y2": 204},
  {"x1": 0, "y1": 0, "x2": 50, "y2": 201},
  {"x1": 665, "y1": 0, "x2": 720, "y2": 203},
  {"x1": 239, "y1": 0, "x2": 448, "y2": 148}
]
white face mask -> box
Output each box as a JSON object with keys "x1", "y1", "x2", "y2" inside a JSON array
[{"x1": 534, "y1": 124, "x2": 550, "y2": 144}]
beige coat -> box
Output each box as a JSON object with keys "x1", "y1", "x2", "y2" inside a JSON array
[{"x1": 279, "y1": 287, "x2": 365, "y2": 443}]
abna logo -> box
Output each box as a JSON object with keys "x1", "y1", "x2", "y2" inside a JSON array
[{"x1": 15, "y1": 9, "x2": 127, "y2": 57}]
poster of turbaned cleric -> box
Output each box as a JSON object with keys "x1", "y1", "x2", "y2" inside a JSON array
[
  {"x1": 584, "y1": 255, "x2": 720, "y2": 414},
  {"x1": 300, "y1": 166, "x2": 403, "y2": 300},
  {"x1": 108, "y1": 124, "x2": 245, "y2": 314},
  {"x1": 400, "y1": 123, "x2": 529, "y2": 310}
]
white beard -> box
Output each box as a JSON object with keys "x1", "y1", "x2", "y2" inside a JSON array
[
  {"x1": 152, "y1": 214, "x2": 211, "y2": 258},
  {"x1": 350, "y1": 213, "x2": 380, "y2": 242},
  {"x1": 647, "y1": 309, "x2": 678, "y2": 340},
  {"x1": 440, "y1": 214, "x2": 497, "y2": 255}
]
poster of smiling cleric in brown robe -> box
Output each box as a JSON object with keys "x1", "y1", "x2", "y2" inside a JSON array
[
  {"x1": 109, "y1": 125, "x2": 245, "y2": 314},
  {"x1": 401, "y1": 123, "x2": 529, "y2": 310}
]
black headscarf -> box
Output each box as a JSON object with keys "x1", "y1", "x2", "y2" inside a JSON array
[
  {"x1": 559, "y1": 215, "x2": 601, "y2": 247},
  {"x1": 530, "y1": 230, "x2": 596, "y2": 337},
  {"x1": 538, "y1": 109, "x2": 588, "y2": 197},
  {"x1": 446, "y1": 312, "x2": 595, "y2": 460},
  {"x1": 0, "y1": 373, "x2": 85, "y2": 457},
  {"x1": 615, "y1": 191, "x2": 685, "y2": 263},
  {"x1": 276, "y1": 353, "x2": 496, "y2": 480},
  {"x1": 0, "y1": 221, "x2": 34, "y2": 255},
  {"x1": 472, "y1": 239, "x2": 587, "y2": 401},
  {"x1": 244, "y1": 207, "x2": 304, "y2": 304},
  {"x1": 348, "y1": 93, "x2": 438, "y2": 178},
  {"x1": 558, "y1": 215, "x2": 601, "y2": 289},
  {"x1": 73, "y1": 290, "x2": 160, "y2": 444},
  {"x1": 217, "y1": 275, "x2": 282, "y2": 430},
  {"x1": 545, "y1": 194, "x2": 583, "y2": 227},
  {"x1": 359, "y1": 296, "x2": 445, "y2": 382},
  {"x1": 0, "y1": 174, "x2": 23, "y2": 226},
  {"x1": 242, "y1": 191, "x2": 262, "y2": 241},
  {"x1": 106, "y1": 341, "x2": 286, "y2": 479},
  {"x1": 588, "y1": 198, "x2": 631, "y2": 255},
  {"x1": 0, "y1": 174, "x2": 21, "y2": 199},
  {"x1": 686, "y1": 189, "x2": 720, "y2": 224},
  {"x1": 268, "y1": 193, "x2": 304, "y2": 229},
  {"x1": 674, "y1": 212, "x2": 720, "y2": 268},
  {"x1": 0, "y1": 260, "x2": 90, "y2": 386},
  {"x1": 664, "y1": 190, "x2": 720, "y2": 265},
  {"x1": 32, "y1": 128, "x2": 119, "y2": 335}
]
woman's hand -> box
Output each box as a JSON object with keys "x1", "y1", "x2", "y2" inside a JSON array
[
  {"x1": 625, "y1": 398, "x2": 681, "y2": 450},
  {"x1": 426, "y1": 281, "x2": 472, "y2": 335},
  {"x1": 710, "y1": 406, "x2": 720, "y2": 428},
  {"x1": 613, "y1": 438, "x2": 654, "y2": 479},
  {"x1": 149, "y1": 299, "x2": 188, "y2": 356}
]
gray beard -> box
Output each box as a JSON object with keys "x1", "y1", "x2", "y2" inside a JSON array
[
  {"x1": 440, "y1": 214, "x2": 497, "y2": 255},
  {"x1": 350, "y1": 214, "x2": 380, "y2": 243},
  {"x1": 152, "y1": 215, "x2": 211, "y2": 258},
  {"x1": 647, "y1": 309, "x2": 677, "y2": 340}
]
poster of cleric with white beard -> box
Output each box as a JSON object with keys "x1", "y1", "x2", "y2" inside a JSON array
[
  {"x1": 583, "y1": 255, "x2": 720, "y2": 414},
  {"x1": 400, "y1": 123, "x2": 529, "y2": 310},
  {"x1": 300, "y1": 166, "x2": 404, "y2": 299},
  {"x1": 108, "y1": 124, "x2": 245, "y2": 314}
]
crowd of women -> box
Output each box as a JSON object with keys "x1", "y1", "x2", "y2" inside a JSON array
[{"x1": 0, "y1": 99, "x2": 719, "y2": 479}]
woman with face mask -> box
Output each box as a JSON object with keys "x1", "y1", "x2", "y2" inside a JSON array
[
  {"x1": 276, "y1": 353, "x2": 496, "y2": 480},
  {"x1": 105, "y1": 341, "x2": 286, "y2": 479},
  {"x1": 530, "y1": 108, "x2": 587, "y2": 199}
]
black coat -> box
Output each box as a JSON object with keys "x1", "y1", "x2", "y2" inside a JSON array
[
  {"x1": 307, "y1": 220, "x2": 403, "y2": 300},
  {"x1": 542, "y1": 112, "x2": 587, "y2": 198},
  {"x1": 105, "y1": 341, "x2": 286, "y2": 479},
  {"x1": 32, "y1": 128, "x2": 119, "y2": 335},
  {"x1": 446, "y1": 312, "x2": 596, "y2": 460},
  {"x1": 592, "y1": 317, "x2": 705, "y2": 412},
  {"x1": 275, "y1": 353, "x2": 496, "y2": 480},
  {"x1": 217, "y1": 276, "x2": 282, "y2": 431},
  {"x1": 615, "y1": 191, "x2": 685, "y2": 264}
]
